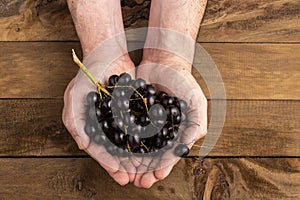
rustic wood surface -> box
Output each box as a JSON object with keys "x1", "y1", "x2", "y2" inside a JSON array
[
  {"x1": 0, "y1": 99, "x2": 299, "y2": 157},
  {"x1": 0, "y1": 158, "x2": 298, "y2": 200},
  {"x1": 0, "y1": 0, "x2": 299, "y2": 199},
  {"x1": 1, "y1": 42, "x2": 299, "y2": 99},
  {"x1": 1, "y1": 0, "x2": 300, "y2": 42}
]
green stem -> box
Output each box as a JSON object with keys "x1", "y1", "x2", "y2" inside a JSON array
[
  {"x1": 72, "y1": 49, "x2": 98, "y2": 86},
  {"x1": 72, "y1": 49, "x2": 111, "y2": 97}
]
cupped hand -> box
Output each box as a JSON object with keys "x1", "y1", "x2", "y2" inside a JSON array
[
  {"x1": 133, "y1": 53, "x2": 208, "y2": 188},
  {"x1": 62, "y1": 52, "x2": 138, "y2": 186}
]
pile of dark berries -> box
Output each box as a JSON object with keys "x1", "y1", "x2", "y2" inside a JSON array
[{"x1": 84, "y1": 73, "x2": 190, "y2": 157}]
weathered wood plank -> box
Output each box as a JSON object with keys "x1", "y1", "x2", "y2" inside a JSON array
[
  {"x1": 1, "y1": 0, "x2": 300, "y2": 42},
  {"x1": 199, "y1": 0, "x2": 300, "y2": 42},
  {"x1": 0, "y1": 158, "x2": 194, "y2": 199},
  {"x1": 0, "y1": 158, "x2": 298, "y2": 199},
  {"x1": 1, "y1": 42, "x2": 299, "y2": 99},
  {"x1": 0, "y1": 0, "x2": 150, "y2": 41},
  {"x1": 0, "y1": 99, "x2": 299, "y2": 156},
  {"x1": 192, "y1": 158, "x2": 300, "y2": 200},
  {"x1": 197, "y1": 43, "x2": 300, "y2": 100}
]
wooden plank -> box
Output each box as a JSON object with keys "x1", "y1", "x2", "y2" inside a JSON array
[
  {"x1": 0, "y1": 158, "x2": 195, "y2": 199},
  {"x1": 0, "y1": 99, "x2": 299, "y2": 156},
  {"x1": 195, "y1": 43, "x2": 300, "y2": 100},
  {"x1": 1, "y1": 0, "x2": 300, "y2": 42},
  {"x1": 0, "y1": 158, "x2": 298, "y2": 199},
  {"x1": 192, "y1": 100, "x2": 300, "y2": 157},
  {"x1": 199, "y1": 0, "x2": 300, "y2": 42},
  {"x1": 1, "y1": 42, "x2": 299, "y2": 99},
  {"x1": 0, "y1": 0, "x2": 150, "y2": 41},
  {"x1": 192, "y1": 158, "x2": 300, "y2": 200},
  {"x1": 0, "y1": 42, "x2": 82, "y2": 98}
]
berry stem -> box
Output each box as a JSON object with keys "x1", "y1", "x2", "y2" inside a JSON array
[{"x1": 72, "y1": 49, "x2": 111, "y2": 97}]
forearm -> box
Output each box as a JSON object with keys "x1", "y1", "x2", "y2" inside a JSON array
[
  {"x1": 67, "y1": 0, "x2": 126, "y2": 58},
  {"x1": 143, "y1": 0, "x2": 207, "y2": 69}
]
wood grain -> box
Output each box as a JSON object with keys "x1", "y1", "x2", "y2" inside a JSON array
[
  {"x1": 1, "y1": 42, "x2": 299, "y2": 99},
  {"x1": 192, "y1": 158, "x2": 300, "y2": 200},
  {"x1": 0, "y1": 158, "x2": 298, "y2": 199},
  {"x1": 1, "y1": 0, "x2": 300, "y2": 42},
  {"x1": 0, "y1": 158, "x2": 195, "y2": 200},
  {"x1": 1, "y1": 99, "x2": 299, "y2": 157},
  {"x1": 199, "y1": 0, "x2": 300, "y2": 42}
]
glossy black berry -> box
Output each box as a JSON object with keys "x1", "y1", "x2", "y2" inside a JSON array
[
  {"x1": 179, "y1": 99, "x2": 188, "y2": 111},
  {"x1": 108, "y1": 75, "x2": 119, "y2": 86},
  {"x1": 118, "y1": 73, "x2": 132, "y2": 85},
  {"x1": 87, "y1": 92, "x2": 99, "y2": 105},
  {"x1": 133, "y1": 78, "x2": 146, "y2": 89},
  {"x1": 174, "y1": 144, "x2": 189, "y2": 157}
]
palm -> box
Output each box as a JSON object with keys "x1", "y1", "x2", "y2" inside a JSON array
[
  {"x1": 133, "y1": 58, "x2": 208, "y2": 187},
  {"x1": 63, "y1": 57, "x2": 137, "y2": 185}
]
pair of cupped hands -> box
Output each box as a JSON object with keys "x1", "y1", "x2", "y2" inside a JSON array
[{"x1": 62, "y1": 0, "x2": 207, "y2": 189}]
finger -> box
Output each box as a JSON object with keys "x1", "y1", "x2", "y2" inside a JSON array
[
  {"x1": 108, "y1": 165, "x2": 130, "y2": 186},
  {"x1": 154, "y1": 156, "x2": 180, "y2": 180},
  {"x1": 154, "y1": 146, "x2": 181, "y2": 180},
  {"x1": 62, "y1": 79, "x2": 90, "y2": 149},
  {"x1": 133, "y1": 156, "x2": 151, "y2": 187},
  {"x1": 119, "y1": 156, "x2": 137, "y2": 182},
  {"x1": 140, "y1": 172, "x2": 159, "y2": 188}
]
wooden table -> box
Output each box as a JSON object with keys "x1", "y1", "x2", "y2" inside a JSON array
[{"x1": 0, "y1": 0, "x2": 299, "y2": 199}]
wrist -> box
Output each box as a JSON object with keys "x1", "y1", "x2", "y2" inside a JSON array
[
  {"x1": 141, "y1": 49, "x2": 192, "y2": 72},
  {"x1": 67, "y1": 0, "x2": 125, "y2": 58}
]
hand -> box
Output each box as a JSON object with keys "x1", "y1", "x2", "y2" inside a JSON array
[
  {"x1": 133, "y1": 52, "x2": 208, "y2": 188},
  {"x1": 63, "y1": 51, "x2": 138, "y2": 185}
]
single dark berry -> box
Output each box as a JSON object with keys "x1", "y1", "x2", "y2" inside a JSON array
[
  {"x1": 167, "y1": 105, "x2": 180, "y2": 117},
  {"x1": 174, "y1": 144, "x2": 189, "y2": 157},
  {"x1": 100, "y1": 119, "x2": 110, "y2": 133},
  {"x1": 108, "y1": 75, "x2": 119, "y2": 86},
  {"x1": 179, "y1": 99, "x2": 188, "y2": 111},
  {"x1": 87, "y1": 92, "x2": 99, "y2": 105},
  {"x1": 133, "y1": 78, "x2": 146, "y2": 89},
  {"x1": 118, "y1": 73, "x2": 132, "y2": 85},
  {"x1": 146, "y1": 85, "x2": 156, "y2": 95},
  {"x1": 172, "y1": 114, "x2": 181, "y2": 125},
  {"x1": 84, "y1": 122, "x2": 98, "y2": 137}
]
